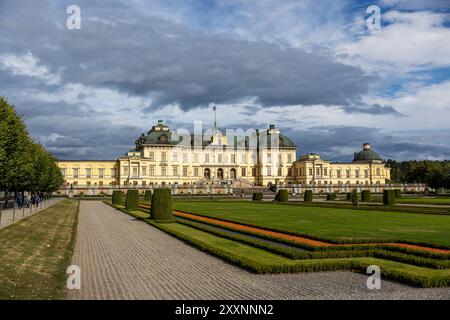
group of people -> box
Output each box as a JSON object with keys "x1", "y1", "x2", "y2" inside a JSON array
[{"x1": 15, "y1": 192, "x2": 42, "y2": 209}]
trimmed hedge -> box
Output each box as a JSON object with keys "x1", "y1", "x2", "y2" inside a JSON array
[
  {"x1": 395, "y1": 189, "x2": 402, "y2": 198},
  {"x1": 150, "y1": 188, "x2": 173, "y2": 221},
  {"x1": 126, "y1": 190, "x2": 139, "y2": 210},
  {"x1": 275, "y1": 189, "x2": 289, "y2": 202},
  {"x1": 326, "y1": 193, "x2": 337, "y2": 201},
  {"x1": 144, "y1": 190, "x2": 152, "y2": 201},
  {"x1": 112, "y1": 191, "x2": 123, "y2": 205},
  {"x1": 252, "y1": 192, "x2": 263, "y2": 201},
  {"x1": 351, "y1": 189, "x2": 358, "y2": 206},
  {"x1": 383, "y1": 189, "x2": 396, "y2": 206},
  {"x1": 304, "y1": 190, "x2": 313, "y2": 202},
  {"x1": 361, "y1": 190, "x2": 371, "y2": 202}
]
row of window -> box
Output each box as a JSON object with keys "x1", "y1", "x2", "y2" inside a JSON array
[
  {"x1": 296, "y1": 167, "x2": 383, "y2": 178},
  {"x1": 61, "y1": 168, "x2": 116, "y2": 179},
  {"x1": 145, "y1": 151, "x2": 294, "y2": 164}
]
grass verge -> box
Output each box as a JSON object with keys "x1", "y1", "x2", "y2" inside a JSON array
[{"x1": 0, "y1": 199, "x2": 79, "y2": 299}]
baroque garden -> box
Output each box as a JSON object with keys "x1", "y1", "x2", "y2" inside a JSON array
[{"x1": 1, "y1": 97, "x2": 450, "y2": 300}]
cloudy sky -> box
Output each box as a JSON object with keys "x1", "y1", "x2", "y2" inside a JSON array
[{"x1": 1, "y1": 0, "x2": 449, "y2": 161}]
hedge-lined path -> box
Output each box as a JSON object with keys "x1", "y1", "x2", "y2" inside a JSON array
[
  {"x1": 0, "y1": 198, "x2": 63, "y2": 230},
  {"x1": 174, "y1": 211, "x2": 450, "y2": 254},
  {"x1": 68, "y1": 201, "x2": 450, "y2": 300}
]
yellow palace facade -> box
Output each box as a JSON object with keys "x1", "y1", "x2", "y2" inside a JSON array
[{"x1": 57, "y1": 120, "x2": 396, "y2": 194}]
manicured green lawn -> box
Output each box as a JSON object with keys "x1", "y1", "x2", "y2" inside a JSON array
[
  {"x1": 396, "y1": 197, "x2": 450, "y2": 205},
  {"x1": 0, "y1": 199, "x2": 79, "y2": 299},
  {"x1": 173, "y1": 201, "x2": 450, "y2": 246},
  {"x1": 151, "y1": 221, "x2": 450, "y2": 287}
]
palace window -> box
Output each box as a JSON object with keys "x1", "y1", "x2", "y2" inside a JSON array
[
  {"x1": 172, "y1": 166, "x2": 179, "y2": 176},
  {"x1": 132, "y1": 167, "x2": 138, "y2": 176},
  {"x1": 142, "y1": 181, "x2": 146, "y2": 186},
  {"x1": 110, "y1": 168, "x2": 116, "y2": 178},
  {"x1": 267, "y1": 167, "x2": 272, "y2": 176},
  {"x1": 287, "y1": 154, "x2": 292, "y2": 163},
  {"x1": 161, "y1": 152, "x2": 167, "y2": 162},
  {"x1": 149, "y1": 166, "x2": 155, "y2": 176},
  {"x1": 72, "y1": 168, "x2": 79, "y2": 178},
  {"x1": 123, "y1": 166, "x2": 129, "y2": 175},
  {"x1": 252, "y1": 167, "x2": 257, "y2": 177},
  {"x1": 267, "y1": 153, "x2": 272, "y2": 164},
  {"x1": 240, "y1": 154, "x2": 246, "y2": 164},
  {"x1": 217, "y1": 154, "x2": 223, "y2": 163},
  {"x1": 86, "y1": 168, "x2": 92, "y2": 178},
  {"x1": 376, "y1": 168, "x2": 381, "y2": 176},
  {"x1": 278, "y1": 167, "x2": 282, "y2": 176},
  {"x1": 99, "y1": 168, "x2": 104, "y2": 178},
  {"x1": 182, "y1": 167, "x2": 188, "y2": 177},
  {"x1": 205, "y1": 153, "x2": 210, "y2": 163},
  {"x1": 288, "y1": 168, "x2": 292, "y2": 176},
  {"x1": 182, "y1": 153, "x2": 188, "y2": 163},
  {"x1": 364, "y1": 170, "x2": 369, "y2": 178},
  {"x1": 194, "y1": 167, "x2": 199, "y2": 177},
  {"x1": 323, "y1": 168, "x2": 328, "y2": 176},
  {"x1": 142, "y1": 166, "x2": 147, "y2": 176},
  {"x1": 61, "y1": 169, "x2": 66, "y2": 178},
  {"x1": 241, "y1": 168, "x2": 246, "y2": 177},
  {"x1": 336, "y1": 170, "x2": 341, "y2": 178},
  {"x1": 194, "y1": 153, "x2": 199, "y2": 163},
  {"x1": 231, "y1": 154, "x2": 236, "y2": 164},
  {"x1": 355, "y1": 170, "x2": 360, "y2": 178},
  {"x1": 309, "y1": 168, "x2": 313, "y2": 176},
  {"x1": 346, "y1": 170, "x2": 351, "y2": 178},
  {"x1": 148, "y1": 152, "x2": 155, "y2": 161},
  {"x1": 316, "y1": 168, "x2": 320, "y2": 176},
  {"x1": 278, "y1": 154, "x2": 282, "y2": 164},
  {"x1": 161, "y1": 167, "x2": 167, "y2": 176},
  {"x1": 173, "y1": 152, "x2": 178, "y2": 162}
]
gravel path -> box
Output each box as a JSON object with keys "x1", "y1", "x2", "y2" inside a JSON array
[
  {"x1": 0, "y1": 198, "x2": 63, "y2": 229},
  {"x1": 67, "y1": 201, "x2": 450, "y2": 300}
]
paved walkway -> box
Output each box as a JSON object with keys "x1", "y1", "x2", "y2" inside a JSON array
[
  {"x1": 0, "y1": 198, "x2": 63, "y2": 229},
  {"x1": 68, "y1": 201, "x2": 450, "y2": 300}
]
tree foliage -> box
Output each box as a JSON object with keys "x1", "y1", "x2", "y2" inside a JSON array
[
  {"x1": 0, "y1": 97, "x2": 63, "y2": 193},
  {"x1": 386, "y1": 159, "x2": 450, "y2": 189}
]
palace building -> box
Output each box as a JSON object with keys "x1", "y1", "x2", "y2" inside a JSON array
[{"x1": 57, "y1": 119, "x2": 391, "y2": 193}]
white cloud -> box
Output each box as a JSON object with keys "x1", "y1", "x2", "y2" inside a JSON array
[
  {"x1": 339, "y1": 10, "x2": 450, "y2": 73},
  {"x1": 0, "y1": 52, "x2": 61, "y2": 85}
]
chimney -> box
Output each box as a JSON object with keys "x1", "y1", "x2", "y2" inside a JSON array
[{"x1": 363, "y1": 143, "x2": 371, "y2": 150}]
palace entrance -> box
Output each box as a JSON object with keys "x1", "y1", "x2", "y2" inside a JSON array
[
  {"x1": 204, "y1": 168, "x2": 211, "y2": 179},
  {"x1": 217, "y1": 168, "x2": 224, "y2": 180}
]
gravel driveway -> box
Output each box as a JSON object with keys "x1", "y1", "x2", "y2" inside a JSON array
[{"x1": 67, "y1": 201, "x2": 450, "y2": 300}]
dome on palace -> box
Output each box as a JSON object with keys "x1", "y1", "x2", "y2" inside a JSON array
[{"x1": 353, "y1": 143, "x2": 382, "y2": 163}]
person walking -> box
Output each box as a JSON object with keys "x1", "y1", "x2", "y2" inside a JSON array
[
  {"x1": 24, "y1": 194, "x2": 29, "y2": 208},
  {"x1": 35, "y1": 193, "x2": 40, "y2": 208},
  {"x1": 31, "y1": 193, "x2": 36, "y2": 208}
]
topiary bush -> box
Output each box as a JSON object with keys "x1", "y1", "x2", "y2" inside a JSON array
[
  {"x1": 150, "y1": 188, "x2": 173, "y2": 221},
  {"x1": 112, "y1": 191, "x2": 123, "y2": 205},
  {"x1": 144, "y1": 190, "x2": 152, "y2": 201},
  {"x1": 326, "y1": 193, "x2": 337, "y2": 201},
  {"x1": 361, "y1": 190, "x2": 371, "y2": 202},
  {"x1": 395, "y1": 189, "x2": 402, "y2": 198},
  {"x1": 304, "y1": 190, "x2": 313, "y2": 202},
  {"x1": 252, "y1": 192, "x2": 263, "y2": 201},
  {"x1": 276, "y1": 189, "x2": 289, "y2": 202},
  {"x1": 351, "y1": 189, "x2": 359, "y2": 206},
  {"x1": 126, "y1": 190, "x2": 139, "y2": 210},
  {"x1": 383, "y1": 189, "x2": 396, "y2": 206}
]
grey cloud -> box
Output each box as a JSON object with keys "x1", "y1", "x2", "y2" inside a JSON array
[
  {"x1": 1, "y1": 0, "x2": 375, "y2": 112},
  {"x1": 343, "y1": 103, "x2": 404, "y2": 116}
]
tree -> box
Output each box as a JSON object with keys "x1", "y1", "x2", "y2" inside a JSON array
[{"x1": 0, "y1": 97, "x2": 63, "y2": 194}]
